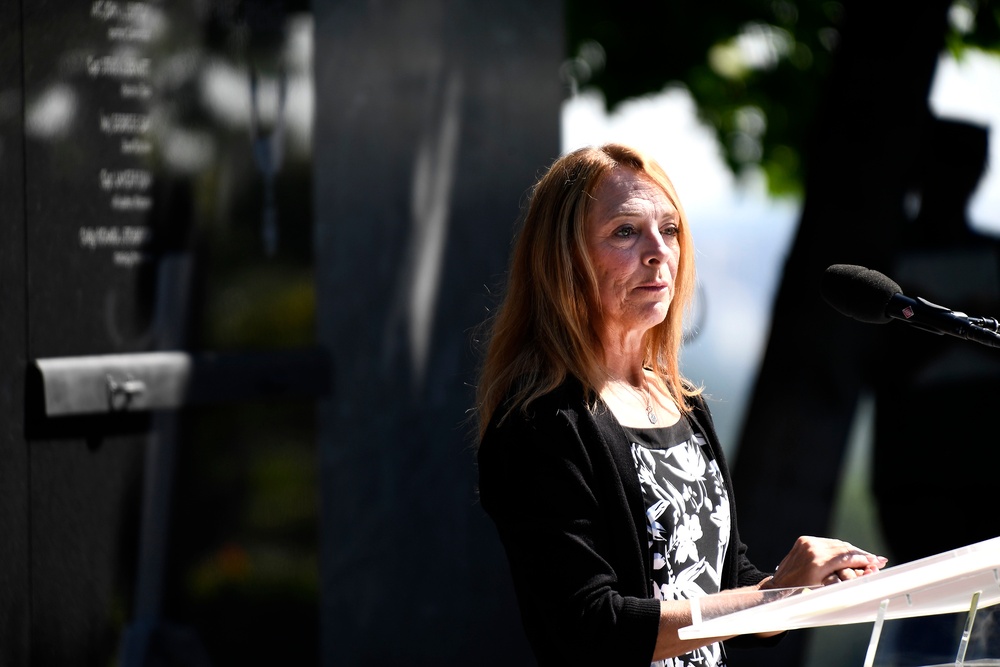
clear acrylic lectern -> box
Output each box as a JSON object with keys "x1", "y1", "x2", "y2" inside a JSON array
[{"x1": 678, "y1": 536, "x2": 1000, "y2": 666}]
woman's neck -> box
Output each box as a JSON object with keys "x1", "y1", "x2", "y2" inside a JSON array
[{"x1": 600, "y1": 333, "x2": 647, "y2": 386}]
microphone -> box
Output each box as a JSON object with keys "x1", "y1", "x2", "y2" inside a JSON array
[{"x1": 821, "y1": 264, "x2": 1000, "y2": 349}]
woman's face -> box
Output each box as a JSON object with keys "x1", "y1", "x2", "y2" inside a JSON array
[{"x1": 584, "y1": 168, "x2": 680, "y2": 345}]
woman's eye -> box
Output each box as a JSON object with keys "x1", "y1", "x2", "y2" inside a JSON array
[
  {"x1": 661, "y1": 225, "x2": 679, "y2": 237},
  {"x1": 614, "y1": 225, "x2": 637, "y2": 238}
]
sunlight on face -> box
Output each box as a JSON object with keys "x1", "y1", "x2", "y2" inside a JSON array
[{"x1": 584, "y1": 168, "x2": 680, "y2": 347}]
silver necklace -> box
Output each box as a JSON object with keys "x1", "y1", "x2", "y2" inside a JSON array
[
  {"x1": 619, "y1": 377, "x2": 657, "y2": 425},
  {"x1": 642, "y1": 381, "x2": 657, "y2": 425}
]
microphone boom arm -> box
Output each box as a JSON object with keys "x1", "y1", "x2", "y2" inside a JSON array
[{"x1": 886, "y1": 294, "x2": 1000, "y2": 349}]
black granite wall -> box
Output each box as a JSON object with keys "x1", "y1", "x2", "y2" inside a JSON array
[{"x1": 314, "y1": 1, "x2": 563, "y2": 664}]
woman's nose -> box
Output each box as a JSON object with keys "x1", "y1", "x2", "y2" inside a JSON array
[{"x1": 643, "y1": 230, "x2": 668, "y2": 264}]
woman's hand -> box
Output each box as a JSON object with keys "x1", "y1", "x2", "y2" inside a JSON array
[{"x1": 764, "y1": 536, "x2": 888, "y2": 589}]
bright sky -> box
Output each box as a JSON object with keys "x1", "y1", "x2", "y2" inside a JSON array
[
  {"x1": 561, "y1": 50, "x2": 1000, "y2": 446},
  {"x1": 929, "y1": 50, "x2": 1000, "y2": 232}
]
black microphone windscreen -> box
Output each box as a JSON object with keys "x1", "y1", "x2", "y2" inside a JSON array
[{"x1": 821, "y1": 264, "x2": 901, "y2": 324}]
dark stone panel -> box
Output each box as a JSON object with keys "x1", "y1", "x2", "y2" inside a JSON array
[
  {"x1": 18, "y1": 2, "x2": 163, "y2": 662},
  {"x1": 16, "y1": 0, "x2": 322, "y2": 662},
  {"x1": 314, "y1": 0, "x2": 563, "y2": 664},
  {"x1": 0, "y1": 1, "x2": 30, "y2": 664}
]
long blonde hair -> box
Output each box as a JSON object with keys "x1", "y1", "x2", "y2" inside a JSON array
[{"x1": 475, "y1": 143, "x2": 699, "y2": 440}]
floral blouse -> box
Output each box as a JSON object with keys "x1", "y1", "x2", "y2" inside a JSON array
[{"x1": 627, "y1": 417, "x2": 731, "y2": 667}]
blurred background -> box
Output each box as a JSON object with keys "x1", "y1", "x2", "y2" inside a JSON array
[{"x1": 1, "y1": 1, "x2": 999, "y2": 665}]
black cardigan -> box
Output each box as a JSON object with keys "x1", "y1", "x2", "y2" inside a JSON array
[{"x1": 478, "y1": 379, "x2": 774, "y2": 666}]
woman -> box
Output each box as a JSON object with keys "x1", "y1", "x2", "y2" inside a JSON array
[{"x1": 475, "y1": 144, "x2": 886, "y2": 666}]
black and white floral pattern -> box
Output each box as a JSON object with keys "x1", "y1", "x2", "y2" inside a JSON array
[{"x1": 631, "y1": 429, "x2": 731, "y2": 667}]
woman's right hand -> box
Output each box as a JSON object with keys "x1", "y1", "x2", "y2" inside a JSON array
[{"x1": 764, "y1": 536, "x2": 888, "y2": 589}]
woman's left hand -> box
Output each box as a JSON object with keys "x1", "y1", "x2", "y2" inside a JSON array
[{"x1": 765, "y1": 536, "x2": 888, "y2": 589}]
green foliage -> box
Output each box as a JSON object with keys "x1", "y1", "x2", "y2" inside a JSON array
[{"x1": 566, "y1": 0, "x2": 1000, "y2": 198}]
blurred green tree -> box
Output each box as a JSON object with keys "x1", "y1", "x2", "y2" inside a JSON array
[{"x1": 566, "y1": 0, "x2": 1000, "y2": 197}]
